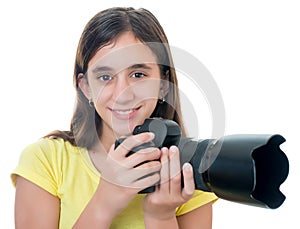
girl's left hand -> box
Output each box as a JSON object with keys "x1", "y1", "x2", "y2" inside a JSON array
[{"x1": 142, "y1": 145, "x2": 195, "y2": 221}]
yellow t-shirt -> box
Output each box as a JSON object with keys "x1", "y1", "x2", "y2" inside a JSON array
[{"x1": 11, "y1": 138, "x2": 218, "y2": 229}]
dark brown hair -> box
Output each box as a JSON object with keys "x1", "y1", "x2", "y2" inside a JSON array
[{"x1": 45, "y1": 7, "x2": 186, "y2": 149}]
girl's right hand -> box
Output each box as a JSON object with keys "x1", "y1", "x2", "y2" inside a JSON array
[
  {"x1": 73, "y1": 132, "x2": 162, "y2": 228},
  {"x1": 95, "y1": 132, "x2": 162, "y2": 220}
]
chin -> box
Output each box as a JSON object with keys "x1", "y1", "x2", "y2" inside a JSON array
[
  {"x1": 111, "y1": 124, "x2": 133, "y2": 138},
  {"x1": 110, "y1": 116, "x2": 149, "y2": 137}
]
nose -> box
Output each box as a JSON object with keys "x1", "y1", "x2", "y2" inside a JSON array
[{"x1": 112, "y1": 75, "x2": 135, "y2": 104}]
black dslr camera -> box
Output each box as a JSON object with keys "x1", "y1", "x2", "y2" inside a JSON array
[{"x1": 115, "y1": 118, "x2": 289, "y2": 209}]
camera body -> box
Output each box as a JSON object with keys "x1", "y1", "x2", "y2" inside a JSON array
[
  {"x1": 114, "y1": 118, "x2": 181, "y2": 192},
  {"x1": 115, "y1": 118, "x2": 289, "y2": 209},
  {"x1": 115, "y1": 118, "x2": 181, "y2": 152}
]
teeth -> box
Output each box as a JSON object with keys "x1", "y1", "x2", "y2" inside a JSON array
[{"x1": 114, "y1": 109, "x2": 134, "y2": 115}]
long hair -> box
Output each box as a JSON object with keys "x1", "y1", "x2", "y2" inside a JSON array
[{"x1": 45, "y1": 7, "x2": 186, "y2": 149}]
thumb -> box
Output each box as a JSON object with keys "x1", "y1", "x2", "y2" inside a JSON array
[{"x1": 108, "y1": 143, "x2": 116, "y2": 154}]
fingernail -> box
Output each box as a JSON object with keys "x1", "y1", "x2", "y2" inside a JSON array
[
  {"x1": 170, "y1": 145, "x2": 177, "y2": 153},
  {"x1": 161, "y1": 147, "x2": 168, "y2": 154},
  {"x1": 183, "y1": 163, "x2": 192, "y2": 172}
]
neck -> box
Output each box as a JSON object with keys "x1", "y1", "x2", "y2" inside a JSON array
[{"x1": 91, "y1": 132, "x2": 118, "y2": 154}]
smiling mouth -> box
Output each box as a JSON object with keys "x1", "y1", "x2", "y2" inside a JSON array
[
  {"x1": 114, "y1": 109, "x2": 136, "y2": 115},
  {"x1": 110, "y1": 106, "x2": 141, "y2": 117}
]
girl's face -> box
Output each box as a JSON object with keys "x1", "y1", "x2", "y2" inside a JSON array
[{"x1": 80, "y1": 32, "x2": 163, "y2": 139}]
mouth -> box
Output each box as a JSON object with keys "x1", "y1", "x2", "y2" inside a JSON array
[{"x1": 110, "y1": 106, "x2": 141, "y2": 119}]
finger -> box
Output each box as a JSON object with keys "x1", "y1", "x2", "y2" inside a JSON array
[
  {"x1": 181, "y1": 163, "x2": 195, "y2": 200},
  {"x1": 159, "y1": 147, "x2": 170, "y2": 193},
  {"x1": 113, "y1": 132, "x2": 155, "y2": 158},
  {"x1": 134, "y1": 160, "x2": 161, "y2": 176},
  {"x1": 127, "y1": 160, "x2": 161, "y2": 190},
  {"x1": 132, "y1": 171, "x2": 160, "y2": 190},
  {"x1": 169, "y1": 146, "x2": 182, "y2": 195},
  {"x1": 107, "y1": 143, "x2": 116, "y2": 155},
  {"x1": 125, "y1": 147, "x2": 161, "y2": 168}
]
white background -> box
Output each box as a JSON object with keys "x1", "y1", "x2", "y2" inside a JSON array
[{"x1": 1, "y1": 0, "x2": 299, "y2": 228}]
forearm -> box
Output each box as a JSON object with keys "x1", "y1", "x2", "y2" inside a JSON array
[
  {"x1": 72, "y1": 190, "x2": 114, "y2": 229},
  {"x1": 144, "y1": 214, "x2": 179, "y2": 229},
  {"x1": 72, "y1": 180, "x2": 126, "y2": 229},
  {"x1": 73, "y1": 212, "x2": 112, "y2": 229}
]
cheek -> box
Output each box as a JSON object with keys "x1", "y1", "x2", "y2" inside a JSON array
[
  {"x1": 91, "y1": 87, "x2": 113, "y2": 118},
  {"x1": 92, "y1": 86, "x2": 110, "y2": 105},
  {"x1": 142, "y1": 94, "x2": 159, "y2": 118},
  {"x1": 132, "y1": 79, "x2": 161, "y2": 100},
  {"x1": 148, "y1": 99, "x2": 159, "y2": 112}
]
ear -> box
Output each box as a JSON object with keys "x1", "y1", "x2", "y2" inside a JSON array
[{"x1": 77, "y1": 73, "x2": 92, "y2": 100}]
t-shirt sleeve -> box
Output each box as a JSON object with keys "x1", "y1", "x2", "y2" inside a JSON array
[
  {"x1": 176, "y1": 190, "x2": 218, "y2": 216},
  {"x1": 11, "y1": 138, "x2": 60, "y2": 196}
]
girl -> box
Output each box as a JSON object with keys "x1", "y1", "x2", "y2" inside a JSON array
[{"x1": 12, "y1": 7, "x2": 217, "y2": 228}]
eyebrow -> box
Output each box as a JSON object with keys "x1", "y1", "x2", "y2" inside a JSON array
[
  {"x1": 91, "y1": 63, "x2": 153, "y2": 74},
  {"x1": 92, "y1": 66, "x2": 113, "y2": 74},
  {"x1": 128, "y1": 63, "x2": 153, "y2": 70}
]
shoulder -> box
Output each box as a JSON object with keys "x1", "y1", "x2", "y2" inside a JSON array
[
  {"x1": 11, "y1": 138, "x2": 85, "y2": 193},
  {"x1": 20, "y1": 137, "x2": 81, "y2": 159},
  {"x1": 14, "y1": 137, "x2": 84, "y2": 180},
  {"x1": 17, "y1": 137, "x2": 87, "y2": 172}
]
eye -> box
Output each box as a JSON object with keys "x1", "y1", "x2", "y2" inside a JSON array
[
  {"x1": 131, "y1": 72, "x2": 147, "y2": 78},
  {"x1": 98, "y1": 74, "x2": 113, "y2": 82}
]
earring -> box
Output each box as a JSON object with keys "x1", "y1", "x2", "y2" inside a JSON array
[
  {"x1": 158, "y1": 97, "x2": 165, "y2": 104},
  {"x1": 89, "y1": 99, "x2": 94, "y2": 107}
]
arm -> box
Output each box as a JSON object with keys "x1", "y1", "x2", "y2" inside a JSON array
[
  {"x1": 15, "y1": 176, "x2": 60, "y2": 229},
  {"x1": 177, "y1": 202, "x2": 213, "y2": 229}
]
